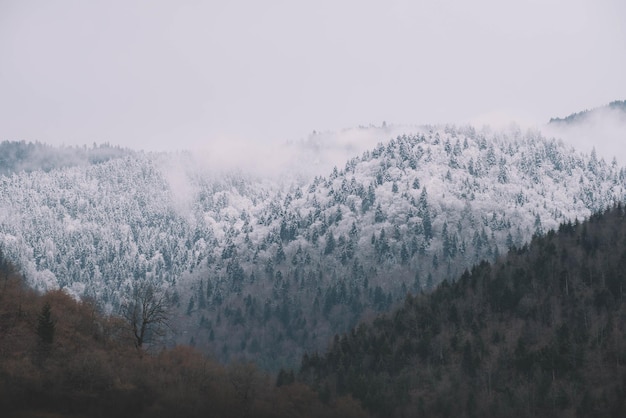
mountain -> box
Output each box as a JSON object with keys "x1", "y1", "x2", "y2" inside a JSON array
[
  {"x1": 548, "y1": 100, "x2": 626, "y2": 126},
  {"x1": 299, "y1": 204, "x2": 626, "y2": 417},
  {"x1": 1, "y1": 125, "x2": 625, "y2": 369},
  {"x1": 0, "y1": 140, "x2": 132, "y2": 176},
  {"x1": 545, "y1": 100, "x2": 626, "y2": 168}
]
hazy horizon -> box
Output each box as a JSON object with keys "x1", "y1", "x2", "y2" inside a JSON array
[{"x1": 1, "y1": 0, "x2": 625, "y2": 156}]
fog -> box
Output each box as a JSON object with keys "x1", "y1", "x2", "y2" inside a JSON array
[
  {"x1": 0, "y1": 0, "x2": 625, "y2": 158},
  {"x1": 544, "y1": 106, "x2": 626, "y2": 165},
  {"x1": 147, "y1": 124, "x2": 422, "y2": 212}
]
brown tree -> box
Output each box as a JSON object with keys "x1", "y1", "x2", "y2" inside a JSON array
[{"x1": 122, "y1": 281, "x2": 170, "y2": 349}]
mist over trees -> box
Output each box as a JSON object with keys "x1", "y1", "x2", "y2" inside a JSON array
[
  {"x1": 2, "y1": 117, "x2": 626, "y2": 416},
  {"x1": 3, "y1": 190, "x2": 626, "y2": 417},
  {"x1": 545, "y1": 100, "x2": 626, "y2": 166},
  {"x1": 0, "y1": 140, "x2": 131, "y2": 175},
  {"x1": 548, "y1": 100, "x2": 626, "y2": 125},
  {"x1": 1, "y1": 125, "x2": 625, "y2": 370}
]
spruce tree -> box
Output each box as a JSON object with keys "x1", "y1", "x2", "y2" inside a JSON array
[
  {"x1": 36, "y1": 302, "x2": 55, "y2": 345},
  {"x1": 36, "y1": 302, "x2": 55, "y2": 363}
]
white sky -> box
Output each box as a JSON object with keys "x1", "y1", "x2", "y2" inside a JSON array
[{"x1": 1, "y1": 0, "x2": 625, "y2": 152}]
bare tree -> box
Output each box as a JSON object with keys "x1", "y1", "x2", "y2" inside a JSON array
[
  {"x1": 228, "y1": 361, "x2": 260, "y2": 417},
  {"x1": 122, "y1": 281, "x2": 170, "y2": 349}
]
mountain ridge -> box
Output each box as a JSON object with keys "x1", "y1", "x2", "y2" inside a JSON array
[
  {"x1": 548, "y1": 100, "x2": 626, "y2": 125},
  {"x1": 1, "y1": 124, "x2": 625, "y2": 369}
]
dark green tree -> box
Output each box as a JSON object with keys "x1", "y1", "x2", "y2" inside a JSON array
[
  {"x1": 374, "y1": 203, "x2": 386, "y2": 223},
  {"x1": 324, "y1": 231, "x2": 336, "y2": 255},
  {"x1": 37, "y1": 302, "x2": 55, "y2": 345}
]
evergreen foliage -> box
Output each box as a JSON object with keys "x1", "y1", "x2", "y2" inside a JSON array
[
  {"x1": 0, "y1": 258, "x2": 370, "y2": 418},
  {"x1": 299, "y1": 204, "x2": 626, "y2": 417},
  {"x1": 36, "y1": 302, "x2": 55, "y2": 345},
  {"x1": 1, "y1": 125, "x2": 626, "y2": 370}
]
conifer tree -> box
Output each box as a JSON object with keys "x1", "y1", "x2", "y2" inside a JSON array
[{"x1": 37, "y1": 302, "x2": 55, "y2": 346}]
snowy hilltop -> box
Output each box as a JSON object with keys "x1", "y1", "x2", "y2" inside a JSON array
[{"x1": 1, "y1": 124, "x2": 625, "y2": 369}]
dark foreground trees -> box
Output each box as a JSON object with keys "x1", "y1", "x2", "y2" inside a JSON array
[
  {"x1": 0, "y1": 255, "x2": 370, "y2": 418},
  {"x1": 299, "y1": 204, "x2": 626, "y2": 417}
]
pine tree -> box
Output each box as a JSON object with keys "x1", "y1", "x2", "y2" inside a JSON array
[
  {"x1": 422, "y1": 210, "x2": 433, "y2": 242},
  {"x1": 37, "y1": 302, "x2": 55, "y2": 346},
  {"x1": 324, "y1": 231, "x2": 336, "y2": 255},
  {"x1": 413, "y1": 271, "x2": 422, "y2": 292},
  {"x1": 374, "y1": 203, "x2": 386, "y2": 223},
  {"x1": 426, "y1": 273, "x2": 434, "y2": 290}
]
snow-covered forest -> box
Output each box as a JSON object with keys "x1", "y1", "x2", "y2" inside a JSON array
[{"x1": 1, "y1": 124, "x2": 625, "y2": 369}]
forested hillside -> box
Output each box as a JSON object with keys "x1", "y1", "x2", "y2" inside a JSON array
[
  {"x1": 549, "y1": 100, "x2": 626, "y2": 125},
  {"x1": 0, "y1": 140, "x2": 131, "y2": 175},
  {"x1": 1, "y1": 125, "x2": 625, "y2": 369},
  {"x1": 300, "y1": 204, "x2": 626, "y2": 417},
  {"x1": 0, "y1": 251, "x2": 369, "y2": 418}
]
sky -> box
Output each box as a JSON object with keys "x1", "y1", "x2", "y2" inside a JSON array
[{"x1": 0, "y1": 0, "x2": 625, "y2": 155}]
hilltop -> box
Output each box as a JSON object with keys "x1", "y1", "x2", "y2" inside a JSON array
[
  {"x1": 0, "y1": 124, "x2": 625, "y2": 369},
  {"x1": 549, "y1": 100, "x2": 626, "y2": 125}
]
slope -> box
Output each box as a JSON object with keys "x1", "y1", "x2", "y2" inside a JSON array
[
  {"x1": 300, "y1": 204, "x2": 626, "y2": 417},
  {"x1": 0, "y1": 250, "x2": 370, "y2": 418},
  {"x1": 0, "y1": 125, "x2": 625, "y2": 370},
  {"x1": 548, "y1": 100, "x2": 626, "y2": 126},
  {"x1": 181, "y1": 124, "x2": 625, "y2": 368},
  {"x1": 0, "y1": 140, "x2": 132, "y2": 176}
]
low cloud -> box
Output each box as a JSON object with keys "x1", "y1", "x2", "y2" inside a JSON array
[
  {"x1": 544, "y1": 106, "x2": 626, "y2": 165},
  {"x1": 183, "y1": 124, "x2": 423, "y2": 182},
  {"x1": 466, "y1": 109, "x2": 542, "y2": 132}
]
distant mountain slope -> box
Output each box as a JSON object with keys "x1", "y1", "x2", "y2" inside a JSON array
[
  {"x1": 0, "y1": 140, "x2": 132, "y2": 175},
  {"x1": 300, "y1": 204, "x2": 626, "y2": 417},
  {"x1": 548, "y1": 100, "x2": 626, "y2": 125},
  {"x1": 545, "y1": 100, "x2": 626, "y2": 167},
  {"x1": 1, "y1": 125, "x2": 625, "y2": 369}
]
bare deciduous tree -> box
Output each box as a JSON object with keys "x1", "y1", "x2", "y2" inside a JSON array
[
  {"x1": 122, "y1": 281, "x2": 170, "y2": 349},
  {"x1": 228, "y1": 361, "x2": 260, "y2": 417}
]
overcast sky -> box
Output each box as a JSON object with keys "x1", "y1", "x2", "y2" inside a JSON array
[{"x1": 1, "y1": 0, "x2": 625, "y2": 152}]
